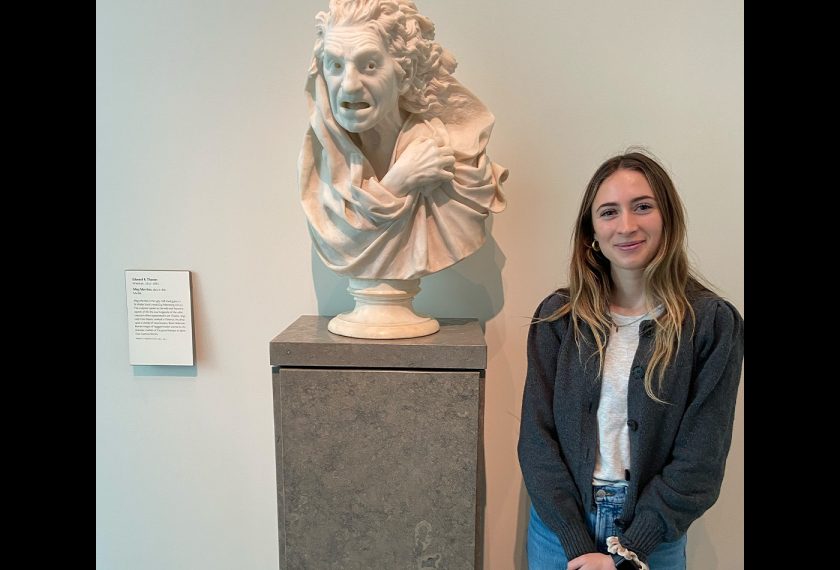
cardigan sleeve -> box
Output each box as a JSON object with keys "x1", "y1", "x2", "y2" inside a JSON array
[
  {"x1": 517, "y1": 295, "x2": 597, "y2": 559},
  {"x1": 620, "y1": 299, "x2": 745, "y2": 561}
]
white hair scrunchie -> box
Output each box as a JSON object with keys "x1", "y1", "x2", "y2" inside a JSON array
[{"x1": 606, "y1": 536, "x2": 649, "y2": 570}]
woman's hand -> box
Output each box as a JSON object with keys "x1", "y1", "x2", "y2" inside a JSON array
[{"x1": 567, "y1": 552, "x2": 616, "y2": 570}]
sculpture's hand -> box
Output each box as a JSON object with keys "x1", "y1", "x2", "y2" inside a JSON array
[{"x1": 380, "y1": 136, "x2": 455, "y2": 198}]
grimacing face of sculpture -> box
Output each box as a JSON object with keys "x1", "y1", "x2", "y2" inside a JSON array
[{"x1": 322, "y1": 25, "x2": 406, "y2": 133}]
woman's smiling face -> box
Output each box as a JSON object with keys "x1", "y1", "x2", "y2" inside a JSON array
[{"x1": 591, "y1": 168, "x2": 664, "y2": 275}]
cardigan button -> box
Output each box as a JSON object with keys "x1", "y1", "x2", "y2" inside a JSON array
[{"x1": 627, "y1": 419, "x2": 639, "y2": 431}]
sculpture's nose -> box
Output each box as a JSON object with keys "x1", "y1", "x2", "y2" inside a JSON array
[{"x1": 341, "y1": 64, "x2": 362, "y2": 93}]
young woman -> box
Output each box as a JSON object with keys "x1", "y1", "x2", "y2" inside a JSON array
[{"x1": 518, "y1": 151, "x2": 744, "y2": 570}]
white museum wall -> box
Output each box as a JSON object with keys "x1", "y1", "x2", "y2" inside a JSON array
[{"x1": 96, "y1": 0, "x2": 743, "y2": 568}]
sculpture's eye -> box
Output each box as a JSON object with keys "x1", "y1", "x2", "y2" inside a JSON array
[
  {"x1": 367, "y1": 62, "x2": 376, "y2": 70},
  {"x1": 332, "y1": 62, "x2": 343, "y2": 71}
]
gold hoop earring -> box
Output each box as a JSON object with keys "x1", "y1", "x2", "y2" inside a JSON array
[{"x1": 591, "y1": 239, "x2": 601, "y2": 252}]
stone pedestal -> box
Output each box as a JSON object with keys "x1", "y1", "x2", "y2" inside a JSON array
[{"x1": 270, "y1": 316, "x2": 486, "y2": 569}]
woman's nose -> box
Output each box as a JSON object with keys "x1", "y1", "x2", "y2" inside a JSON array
[{"x1": 617, "y1": 212, "x2": 638, "y2": 233}]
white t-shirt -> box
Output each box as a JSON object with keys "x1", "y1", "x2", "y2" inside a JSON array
[{"x1": 592, "y1": 308, "x2": 661, "y2": 486}]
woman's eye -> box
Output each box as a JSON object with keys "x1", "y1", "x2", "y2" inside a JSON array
[
  {"x1": 636, "y1": 203, "x2": 653, "y2": 212},
  {"x1": 600, "y1": 209, "x2": 617, "y2": 217}
]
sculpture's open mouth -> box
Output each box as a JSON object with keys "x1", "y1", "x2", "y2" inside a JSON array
[{"x1": 341, "y1": 101, "x2": 371, "y2": 110}]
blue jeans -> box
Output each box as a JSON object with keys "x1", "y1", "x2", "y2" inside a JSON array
[{"x1": 527, "y1": 485, "x2": 687, "y2": 569}]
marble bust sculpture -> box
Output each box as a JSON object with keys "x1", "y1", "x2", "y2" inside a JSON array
[{"x1": 299, "y1": 0, "x2": 508, "y2": 338}]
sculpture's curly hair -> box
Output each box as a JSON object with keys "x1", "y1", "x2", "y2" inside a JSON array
[{"x1": 312, "y1": 0, "x2": 457, "y2": 116}]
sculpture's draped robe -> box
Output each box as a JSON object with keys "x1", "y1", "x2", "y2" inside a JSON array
[{"x1": 299, "y1": 68, "x2": 508, "y2": 280}]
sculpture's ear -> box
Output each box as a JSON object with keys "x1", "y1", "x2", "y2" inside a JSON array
[
  {"x1": 398, "y1": 63, "x2": 414, "y2": 95},
  {"x1": 309, "y1": 56, "x2": 321, "y2": 77}
]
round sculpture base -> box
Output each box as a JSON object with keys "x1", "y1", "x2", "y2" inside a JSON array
[{"x1": 327, "y1": 278, "x2": 440, "y2": 340}]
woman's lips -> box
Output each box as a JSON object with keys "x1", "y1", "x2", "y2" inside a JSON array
[{"x1": 615, "y1": 241, "x2": 644, "y2": 251}]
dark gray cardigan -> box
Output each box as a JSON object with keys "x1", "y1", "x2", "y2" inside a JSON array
[{"x1": 517, "y1": 288, "x2": 744, "y2": 562}]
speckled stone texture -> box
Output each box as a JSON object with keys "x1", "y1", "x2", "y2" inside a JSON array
[
  {"x1": 270, "y1": 317, "x2": 486, "y2": 569},
  {"x1": 270, "y1": 316, "x2": 486, "y2": 370}
]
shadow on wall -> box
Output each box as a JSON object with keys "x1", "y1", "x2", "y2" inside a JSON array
[
  {"x1": 687, "y1": 520, "x2": 718, "y2": 568},
  {"x1": 415, "y1": 232, "x2": 505, "y2": 326},
  {"x1": 132, "y1": 365, "x2": 197, "y2": 377},
  {"x1": 311, "y1": 247, "x2": 355, "y2": 318},
  {"x1": 311, "y1": 223, "x2": 506, "y2": 327},
  {"x1": 515, "y1": 484, "x2": 530, "y2": 569}
]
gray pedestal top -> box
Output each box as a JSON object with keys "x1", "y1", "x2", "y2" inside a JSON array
[{"x1": 270, "y1": 315, "x2": 486, "y2": 370}]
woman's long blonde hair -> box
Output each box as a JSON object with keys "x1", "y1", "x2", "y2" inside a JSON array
[{"x1": 547, "y1": 150, "x2": 708, "y2": 402}]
